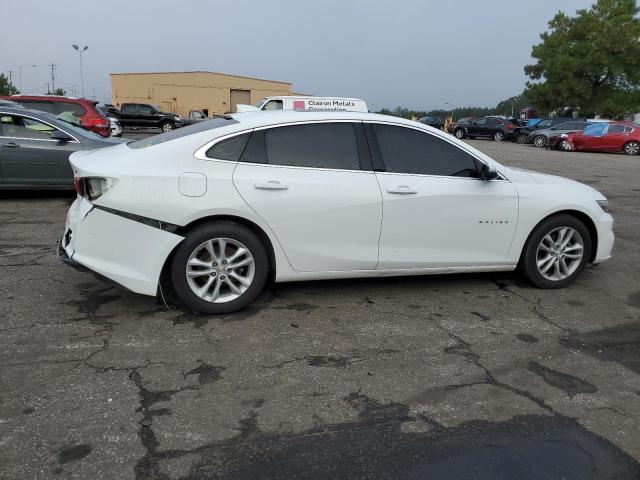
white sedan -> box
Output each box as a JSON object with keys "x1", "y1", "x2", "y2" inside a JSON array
[{"x1": 60, "y1": 110, "x2": 614, "y2": 314}]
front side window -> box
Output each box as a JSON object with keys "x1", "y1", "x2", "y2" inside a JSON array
[
  {"x1": 373, "y1": 124, "x2": 478, "y2": 177},
  {"x1": 0, "y1": 114, "x2": 57, "y2": 139},
  {"x1": 139, "y1": 105, "x2": 157, "y2": 114},
  {"x1": 263, "y1": 100, "x2": 283, "y2": 111},
  {"x1": 537, "y1": 120, "x2": 553, "y2": 128},
  {"x1": 264, "y1": 122, "x2": 360, "y2": 170}
]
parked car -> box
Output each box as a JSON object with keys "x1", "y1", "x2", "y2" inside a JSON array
[
  {"x1": 0, "y1": 95, "x2": 111, "y2": 137},
  {"x1": 117, "y1": 103, "x2": 183, "y2": 132},
  {"x1": 0, "y1": 107, "x2": 125, "y2": 189},
  {"x1": 448, "y1": 117, "x2": 475, "y2": 134},
  {"x1": 255, "y1": 96, "x2": 369, "y2": 112},
  {"x1": 59, "y1": 110, "x2": 613, "y2": 314},
  {"x1": 418, "y1": 116, "x2": 445, "y2": 130},
  {"x1": 453, "y1": 116, "x2": 520, "y2": 141},
  {"x1": 549, "y1": 122, "x2": 640, "y2": 154},
  {"x1": 96, "y1": 105, "x2": 123, "y2": 137},
  {"x1": 515, "y1": 117, "x2": 577, "y2": 144},
  {"x1": 526, "y1": 121, "x2": 593, "y2": 148},
  {"x1": 181, "y1": 110, "x2": 209, "y2": 126},
  {"x1": 0, "y1": 99, "x2": 24, "y2": 109}
]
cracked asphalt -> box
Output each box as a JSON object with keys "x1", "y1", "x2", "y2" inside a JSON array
[{"x1": 1, "y1": 137, "x2": 640, "y2": 479}]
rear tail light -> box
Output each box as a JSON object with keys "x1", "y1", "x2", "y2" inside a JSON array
[
  {"x1": 87, "y1": 117, "x2": 108, "y2": 128},
  {"x1": 506, "y1": 123, "x2": 514, "y2": 130},
  {"x1": 73, "y1": 177, "x2": 117, "y2": 202}
]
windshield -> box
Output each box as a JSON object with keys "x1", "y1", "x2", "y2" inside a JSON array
[
  {"x1": 128, "y1": 117, "x2": 239, "y2": 149},
  {"x1": 255, "y1": 98, "x2": 268, "y2": 108}
]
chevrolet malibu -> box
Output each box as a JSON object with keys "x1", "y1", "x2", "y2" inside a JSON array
[{"x1": 60, "y1": 111, "x2": 614, "y2": 314}]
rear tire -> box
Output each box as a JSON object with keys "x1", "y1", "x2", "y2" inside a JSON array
[
  {"x1": 533, "y1": 135, "x2": 547, "y2": 148},
  {"x1": 624, "y1": 141, "x2": 640, "y2": 155},
  {"x1": 493, "y1": 131, "x2": 505, "y2": 142},
  {"x1": 170, "y1": 222, "x2": 268, "y2": 314},
  {"x1": 519, "y1": 214, "x2": 591, "y2": 289}
]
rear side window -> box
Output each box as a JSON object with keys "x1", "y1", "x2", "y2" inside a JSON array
[
  {"x1": 56, "y1": 102, "x2": 86, "y2": 116},
  {"x1": 607, "y1": 124, "x2": 626, "y2": 134},
  {"x1": 19, "y1": 101, "x2": 57, "y2": 114},
  {"x1": 206, "y1": 133, "x2": 250, "y2": 160},
  {"x1": 264, "y1": 122, "x2": 360, "y2": 170},
  {"x1": 487, "y1": 118, "x2": 503, "y2": 126},
  {"x1": 372, "y1": 124, "x2": 478, "y2": 177}
]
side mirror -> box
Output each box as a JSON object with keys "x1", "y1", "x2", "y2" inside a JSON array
[
  {"x1": 479, "y1": 163, "x2": 499, "y2": 181},
  {"x1": 51, "y1": 130, "x2": 73, "y2": 142}
]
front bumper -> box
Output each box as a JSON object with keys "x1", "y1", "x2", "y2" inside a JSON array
[
  {"x1": 60, "y1": 198, "x2": 184, "y2": 296},
  {"x1": 593, "y1": 213, "x2": 614, "y2": 265}
]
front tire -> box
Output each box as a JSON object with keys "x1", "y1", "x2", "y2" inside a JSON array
[
  {"x1": 516, "y1": 133, "x2": 529, "y2": 144},
  {"x1": 454, "y1": 128, "x2": 466, "y2": 139},
  {"x1": 559, "y1": 139, "x2": 572, "y2": 151},
  {"x1": 624, "y1": 141, "x2": 640, "y2": 155},
  {"x1": 519, "y1": 214, "x2": 592, "y2": 289},
  {"x1": 170, "y1": 222, "x2": 268, "y2": 314},
  {"x1": 493, "y1": 131, "x2": 505, "y2": 142},
  {"x1": 161, "y1": 121, "x2": 175, "y2": 132}
]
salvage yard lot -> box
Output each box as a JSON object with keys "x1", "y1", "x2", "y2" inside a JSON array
[{"x1": 1, "y1": 139, "x2": 640, "y2": 479}]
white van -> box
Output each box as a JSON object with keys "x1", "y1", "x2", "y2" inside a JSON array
[{"x1": 255, "y1": 96, "x2": 369, "y2": 113}]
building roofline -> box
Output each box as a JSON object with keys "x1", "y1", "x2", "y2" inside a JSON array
[{"x1": 109, "y1": 70, "x2": 292, "y2": 85}]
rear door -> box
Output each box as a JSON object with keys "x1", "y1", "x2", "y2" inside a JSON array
[
  {"x1": 232, "y1": 121, "x2": 383, "y2": 272},
  {"x1": 600, "y1": 124, "x2": 629, "y2": 152},
  {"x1": 0, "y1": 113, "x2": 79, "y2": 186}
]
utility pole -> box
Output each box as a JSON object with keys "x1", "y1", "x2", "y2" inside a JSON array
[{"x1": 50, "y1": 63, "x2": 57, "y2": 92}]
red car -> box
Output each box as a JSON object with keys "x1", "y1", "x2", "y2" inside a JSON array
[
  {"x1": 0, "y1": 95, "x2": 111, "y2": 137},
  {"x1": 549, "y1": 121, "x2": 640, "y2": 155}
]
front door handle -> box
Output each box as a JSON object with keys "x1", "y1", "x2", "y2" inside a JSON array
[
  {"x1": 1, "y1": 142, "x2": 20, "y2": 148},
  {"x1": 387, "y1": 185, "x2": 417, "y2": 194},
  {"x1": 254, "y1": 180, "x2": 289, "y2": 190}
]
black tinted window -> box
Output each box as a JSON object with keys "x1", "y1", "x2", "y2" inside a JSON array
[
  {"x1": 373, "y1": 124, "x2": 478, "y2": 177},
  {"x1": 265, "y1": 123, "x2": 360, "y2": 170},
  {"x1": 206, "y1": 133, "x2": 250, "y2": 160},
  {"x1": 487, "y1": 118, "x2": 503, "y2": 126},
  {"x1": 121, "y1": 104, "x2": 135, "y2": 113},
  {"x1": 607, "y1": 124, "x2": 626, "y2": 134},
  {"x1": 20, "y1": 101, "x2": 57, "y2": 114},
  {"x1": 139, "y1": 105, "x2": 156, "y2": 114}
]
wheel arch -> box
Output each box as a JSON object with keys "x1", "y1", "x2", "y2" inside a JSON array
[
  {"x1": 159, "y1": 214, "x2": 278, "y2": 292},
  {"x1": 519, "y1": 209, "x2": 598, "y2": 264}
]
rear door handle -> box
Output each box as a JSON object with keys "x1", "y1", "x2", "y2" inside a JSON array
[
  {"x1": 387, "y1": 185, "x2": 417, "y2": 194},
  {"x1": 1, "y1": 142, "x2": 20, "y2": 148},
  {"x1": 254, "y1": 180, "x2": 289, "y2": 190}
]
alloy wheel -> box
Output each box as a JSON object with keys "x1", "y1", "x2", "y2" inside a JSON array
[
  {"x1": 162, "y1": 123, "x2": 174, "y2": 132},
  {"x1": 494, "y1": 131, "x2": 504, "y2": 141},
  {"x1": 185, "y1": 237, "x2": 255, "y2": 303},
  {"x1": 559, "y1": 140, "x2": 571, "y2": 151},
  {"x1": 534, "y1": 136, "x2": 547, "y2": 148},
  {"x1": 455, "y1": 129, "x2": 465, "y2": 139},
  {"x1": 536, "y1": 227, "x2": 584, "y2": 282},
  {"x1": 624, "y1": 142, "x2": 640, "y2": 155}
]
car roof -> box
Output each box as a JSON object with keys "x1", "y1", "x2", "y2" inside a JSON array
[
  {"x1": 3, "y1": 94, "x2": 90, "y2": 103},
  {"x1": 227, "y1": 109, "x2": 421, "y2": 129}
]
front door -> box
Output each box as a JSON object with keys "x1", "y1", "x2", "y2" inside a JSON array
[
  {"x1": 367, "y1": 123, "x2": 518, "y2": 269},
  {"x1": 232, "y1": 121, "x2": 382, "y2": 272},
  {"x1": 0, "y1": 113, "x2": 79, "y2": 186},
  {"x1": 468, "y1": 117, "x2": 488, "y2": 137}
]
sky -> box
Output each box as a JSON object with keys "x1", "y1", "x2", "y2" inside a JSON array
[{"x1": 4, "y1": 0, "x2": 596, "y2": 111}]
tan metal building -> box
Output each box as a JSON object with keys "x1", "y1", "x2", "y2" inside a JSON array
[{"x1": 110, "y1": 71, "x2": 292, "y2": 117}]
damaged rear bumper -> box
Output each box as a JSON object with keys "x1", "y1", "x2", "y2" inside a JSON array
[{"x1": 60, "y1": 198, "x2": 184, "y2": 296}]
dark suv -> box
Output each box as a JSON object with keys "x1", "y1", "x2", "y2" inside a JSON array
[
  {"x1": 453, "y1": 116, "x2": 520, "y2": 142},
  {"x1": 116, "y1": 103, "x2": 182, "y2": 132},
  {"x1": 418, "y1": 116, "x2": 445, "y2": 130}
]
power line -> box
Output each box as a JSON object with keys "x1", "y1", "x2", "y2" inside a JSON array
[{"x1": 7, "y1": 70, "x2": 14, "y2": 85}]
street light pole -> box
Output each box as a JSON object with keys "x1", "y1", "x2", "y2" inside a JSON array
[
  {"x1": 19, "y1": 64, "x2": 36, "y2": 92},
  {"x1": 72, "y1": 44, "x2": 88, "y2": 97}
]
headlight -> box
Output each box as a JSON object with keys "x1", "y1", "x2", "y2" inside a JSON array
[{"x1": 596, "y1": 199, "x2": 609, "y2": 212}]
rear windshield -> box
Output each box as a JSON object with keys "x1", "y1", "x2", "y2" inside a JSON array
[{"x1": 128, "y1": 117, "x2": 239, "y2": 149}]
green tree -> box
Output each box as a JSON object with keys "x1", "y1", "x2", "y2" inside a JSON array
[
  {"x1": 48, "y1": 87, "x2": 67, "y2": 96},
  {"x1": 0, "y1": 73, "x2": 19, "y2": 95},
  {"x1": 525, "y1": 0, "x2": 640, "y2": 118}
]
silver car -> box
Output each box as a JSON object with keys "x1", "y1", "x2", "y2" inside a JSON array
[
  {"x1": 526, "y1": 121, "x2": 593, "y2": 148},
  {"x1": 0, "y1": 107, "x2": 125, "y2": 189}
]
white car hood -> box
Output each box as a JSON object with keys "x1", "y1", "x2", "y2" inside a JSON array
[{"x1": 505, "y1": 166, "x2": 605, "y2": 199}]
